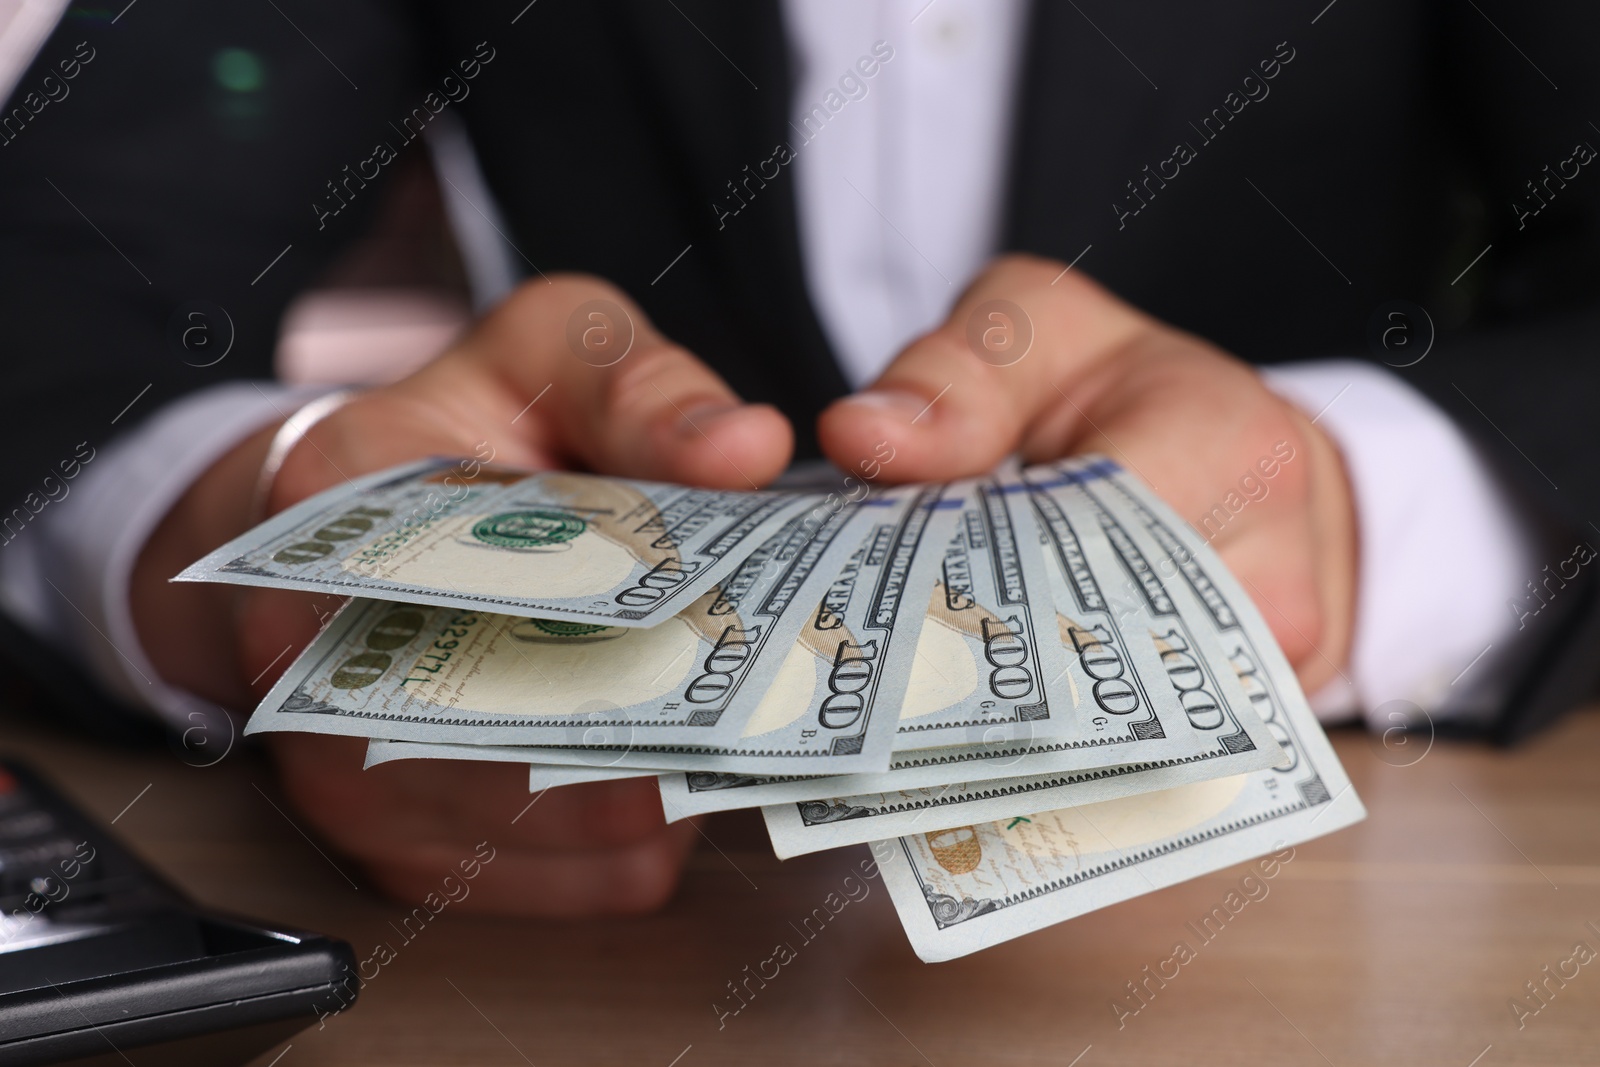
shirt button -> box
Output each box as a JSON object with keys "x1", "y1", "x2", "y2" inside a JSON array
[{"x1": 924, "y1": 13, "x2": 970, "y2": 55}]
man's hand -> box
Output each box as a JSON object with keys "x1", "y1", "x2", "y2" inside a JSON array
[
  {"x1": 133, "y1": 275, "x2": 792, "y2": 916},
  {"x1": 817, "y1": 254, "x2": 1358, "y2": 693}
]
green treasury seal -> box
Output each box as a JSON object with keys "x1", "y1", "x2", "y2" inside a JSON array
[
  {"x1": 509, "y1": 619, "x2": 618, "y2": 643},
  {"x1": 471, "y1": 510, "x2": 587, "y2": 549}
]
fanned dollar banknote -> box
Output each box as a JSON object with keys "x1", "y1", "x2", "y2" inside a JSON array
[
  {"x1": 179, "y1": 459, "x2": 819, "y2": 627},
  {"x1": 758, "y1": 459, "x2": 1295, "y2": 857},
  {"x1": 245, "y1": 503, "x2": 867, "y2": 748},
  {"x1": 865, "y1": 455, "x2": 1365, "y2": 961},
  {"x1": 252, "y1": 484, "x2": 959, "y2": 776},
  {"x1": 656, "y1": 469, "x2": 1217, "y2": 820},
  {"x1": 202, "y1": 454, "x2": 1362, "y2": 963}
]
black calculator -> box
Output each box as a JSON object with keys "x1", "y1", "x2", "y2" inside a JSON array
[{"x1": 0, "y1": 760, "x2": 356, "y2": 1066}]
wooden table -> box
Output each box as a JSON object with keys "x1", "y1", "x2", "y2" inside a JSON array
[{"x1": 4, "y1": 707, "x2": 1598, "y2": 1067}]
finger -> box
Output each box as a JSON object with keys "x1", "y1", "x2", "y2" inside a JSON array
[
  {"x1": 817, "y1": 255, "x2": 1146, "y2": 483},
  {"x1": 236, "y1": 588, "x2": 349, "y2": 696},
  {"x1": 1207, "y1": 408, "x2": 1356, "y2": 691},
  {"x1": 436, "y1": 276, "x2": 793, "y2": 488},
  {"x1": 363, "y1": 819, "x2": 701, "y2": 916}
]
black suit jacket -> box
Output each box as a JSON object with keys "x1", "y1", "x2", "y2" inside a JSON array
[{"x1": 2, "y1": 0, "x2": 1596, "y2": 740}]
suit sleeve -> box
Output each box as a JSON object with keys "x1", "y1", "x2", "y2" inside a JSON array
[
  {"x1": 0, "y1": 0, "x2": 426, "y2": 727},
  {"x1": 1395, "y1": 0, "x2": 1600, "y2": 741}
]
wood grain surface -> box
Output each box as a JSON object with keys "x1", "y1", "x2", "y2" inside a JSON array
[{"x1": 4, "y1": 708, "x2": 1597, "y2": 1066}]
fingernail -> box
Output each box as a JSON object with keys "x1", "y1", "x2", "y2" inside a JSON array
[
  {"x1": 678, "y1": 401, "x2": 743, "y2": 437},
  {"x1": 840, "y1": 389, "x2": 931, "y2": 422}
]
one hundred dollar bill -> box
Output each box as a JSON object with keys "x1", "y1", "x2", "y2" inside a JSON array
[
  {"x1": 658, "y1": 470, "x2": 1211, "y2": 818},
  {"x1": 324, "y1": 485, "x2": 957, "y2": 776},
  {"x1": 759, "y1": 458, "x2": 1289, "y2": 857},
  {"x1": 179, "y1": 458, "x2": 817, "y2": 627},
  {"x1": 886, "y1": 472, "x2": 1080, "y2": 749},
  {"x1": 869, "y1": 458, "x2": 1364, "y2": 962},
  {"x1": 244, "y1": 504, "x2": 866, "y2": 748}
]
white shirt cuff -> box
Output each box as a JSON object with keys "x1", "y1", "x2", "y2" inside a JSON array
[
  {"x1": 1261, "y1": 360, "x2": 1539, "y2": 732},
  {"x1": 0, "y1": 381, "x2": 328, "y2": 731}
]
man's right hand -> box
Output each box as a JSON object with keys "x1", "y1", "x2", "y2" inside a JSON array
[{"x1": 132, "y1": 275, "x2": 794, "y2": 916}]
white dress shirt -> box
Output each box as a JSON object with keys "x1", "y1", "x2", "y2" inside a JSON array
[
  {"x1": 782, "y1": 0, "x2": 1028, "y2": 384},
  {"x1": 0, "y1": 0, "x2": 1538, "y2": 733}
]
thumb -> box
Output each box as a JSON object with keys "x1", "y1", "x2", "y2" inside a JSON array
[
  {"x1": 454, "y1": 277, "x2": 793, "y2": 489},
  {"x1": 816, "y1": 255, "x2": 1145, "y2": 483}
]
